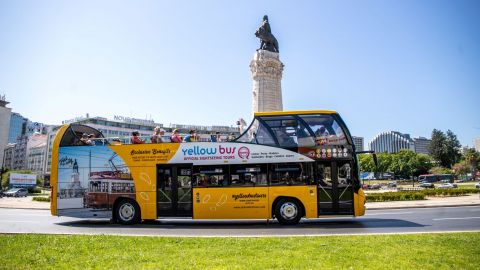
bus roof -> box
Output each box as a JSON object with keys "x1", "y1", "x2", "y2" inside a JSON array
[{"x1": 254, "y1": 110, "x2": 337, "y2": 117}]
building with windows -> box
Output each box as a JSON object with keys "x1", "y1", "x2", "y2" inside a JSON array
[
  {"x1": 369, "y1": 131, "x2": 432, "y2": 154},
  {"x1": 475, "y1": 137, "x2": 480, "y2": 153},
  {"x1": 10, "y1": 135, "x2": 28, "y2": 170},
  {"x1": 369, "y1": 131, "x2": 414, "y2": 153},
  {"x1": 27, "y1": 142, "x2": 47, "y2": 173},
  {"x1": 352, "y1": 136, "x2": 364, "y2": 152},
  {"x1": 2, "y1": 143, "x2": 15, "y2": 169},
  {"x1": 412, "y1": 137, "x2": 431, "y2": 155},
  {"x1": 8, "y1": 112, "x2": 28, "y2": 143},
  {"x1": 0, "y1": 96, "x2": 12, "y2": 167}
]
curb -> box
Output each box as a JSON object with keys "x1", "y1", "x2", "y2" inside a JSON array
[
  {"x1": 367, "y1": 203, "x2": 480, "y2": 210},
  {"x1": 0, "y1": 206, "x2": 49, "y2": 210}
]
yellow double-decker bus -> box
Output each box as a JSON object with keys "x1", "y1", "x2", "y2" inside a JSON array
[{"x1": 50, "y1": 110, "x2": 366, "y2": 225}]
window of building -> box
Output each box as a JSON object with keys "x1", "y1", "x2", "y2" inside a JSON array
[{"x1": 269, "y1": 163, "x2": 314, "y2": 185}]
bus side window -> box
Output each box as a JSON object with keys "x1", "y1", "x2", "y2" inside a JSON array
[
  {"x1": 317, "y1": 163, "x2": 332, "y2": 187},
  {"x1": 269, "y1": 163, "x2": 313, "y2": 186},
  {"x1": 230, "y1": 164, "x2": 267, "y2": 186}
]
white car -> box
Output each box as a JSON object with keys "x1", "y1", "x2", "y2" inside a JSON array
[
  {"x1": 475, "y1": 182, "x2": 480, "y2": 189},
  {"x1": 438, "y1": 183, "x2": 457, "y2": 189}
]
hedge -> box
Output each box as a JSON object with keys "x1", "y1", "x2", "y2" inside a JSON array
[
  {"x1": 32, "y1": 196, "x2": 50, "y2": 202},
  {"x1": 366, "y1": 192, "x2": 425, "y2": 202},
  {"x1": 366, "y1": 188, "x2": 480, "y2": 202},
  {"x1": 421, "y1": 188, "x2": 480, "y2": 197}
]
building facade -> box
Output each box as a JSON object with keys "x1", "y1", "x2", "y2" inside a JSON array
[
  {"x1": 0, "y1": 96, "x2": 12, "y2": 167},
  {"x1": 8, "y1": 112, "x2": 28, "y2": 143},
  {"x1": 3, "y1": 143, "x2": 15, "y2": 169},
  {"x1": 412, "y1": 137, "x2": 431, "y2": 155},
  {"x1": 475, "y1": 137, "x2": 480, "y2": 153},
  {"x1": 369, "y1": 131, "x2": 414, "y2": 153},
  {"x1": 369, "y1": 131, "x2": 432, "y2": 154},
  {"x1": 352, "y1": 136, "x2": 364, "y2": 152},
  {"x1": 27, "y1": 142, "x2": 47, "y2": 173}
]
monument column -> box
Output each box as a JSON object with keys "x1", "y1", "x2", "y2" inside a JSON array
[
  {"x1": 251, "y1": 15, "x2": 284, "y2": 115},
  {"x1": 250, "y1": 50, "x2": 284, "y2": 114}
]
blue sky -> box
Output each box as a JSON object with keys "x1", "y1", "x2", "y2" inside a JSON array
[{"x1": 1, "y1": 0, "x2": 479, "y2": 147}]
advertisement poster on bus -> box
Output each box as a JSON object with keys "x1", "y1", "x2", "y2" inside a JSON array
[
  {"x1": 57, "y1": 146, "x2": 134, "y2": 212},
  {"x1": 116, "y1": 142, "x2": 314, "y2": 166}
]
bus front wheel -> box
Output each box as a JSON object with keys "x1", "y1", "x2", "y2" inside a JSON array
[
  {"x1": 114, "y1": 199, "x2": 140, "y2": 225},
  {"x1": 274, "y1": 198, "x2": 302, "y2": 225}
]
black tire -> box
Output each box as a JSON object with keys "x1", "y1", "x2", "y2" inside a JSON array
[
  {"x1": 274, "y1": 198, "x2": 302, "y2": 225},
  {"x1": 114, "y1": 199, "x2": 140, "y2": 225}
]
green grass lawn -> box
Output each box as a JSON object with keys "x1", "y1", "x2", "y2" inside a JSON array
[{"x1": 1, "y1": 233, "x2": 479, "y2": 269}]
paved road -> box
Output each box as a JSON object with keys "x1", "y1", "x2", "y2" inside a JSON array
[{"x1": 1, "y1": 206, "x2": 479, "y2": 236}]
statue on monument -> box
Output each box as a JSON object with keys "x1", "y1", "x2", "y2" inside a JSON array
[{"x1": 255, "y1": 15, "x2": 279, "y2": 53}]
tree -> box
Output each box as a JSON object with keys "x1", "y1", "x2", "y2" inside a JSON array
[
  {"x1": 377, "y1": 153, "x2": 393, "y2": 174},
  {"x1": 428, "y1": 129, "x2": 461, "y2": 168},
  {"x1": 390, "y1": 149, "x2": 417, "y2": 179},
  {"x1": 463, "y1": 148, "x2": 479, "y2": 179},
  {"x1": 358, "y1": 154, "x2": 375, "y2": 172},
  {"x1": 445, "y1": 130, "x2": 461, "y2": 167},
  {"x1": 414, "y1": 154, "x2": 433, "y2": 176}
]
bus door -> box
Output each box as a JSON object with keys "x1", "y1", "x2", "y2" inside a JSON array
[
  {"x1": 316, "y1": 161, "x2": 354, "y2": 215},
  {"x1": 156, "y1": 164, "x2": 193, "y2": 217}
]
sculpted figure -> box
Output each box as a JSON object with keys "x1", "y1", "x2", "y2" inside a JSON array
[{"x1": 255, "y1": 15, "x2": 279, "y2": 53}]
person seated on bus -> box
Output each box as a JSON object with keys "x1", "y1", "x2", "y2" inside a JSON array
[
  {"x1": 151, "y1": 126, "x2": 165, "y2": 143},
  {"x1": 210, "y1": 132, "x2": 221, "y2": 142},
  {"x1": 184, "y1": 130, "x2": 197, "y2": 142},
  {"x1": 80, "y1": 133, "x2": 94, "y2": 146},
  {"x1": 88, "y1": 134, "x2": 103, "y2": 145},
  {"x1": 315, "y1": 126, "x2": 329, "y2": 137},
  {"x1": 131, "y1": 131, "x2": 145, "y2": 144},
  {"x1": 170, "y1": 129, "x2": 183, "y2": 143}
]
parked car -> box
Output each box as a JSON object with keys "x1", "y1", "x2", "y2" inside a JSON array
[
  {"x1": 475, "y1": 182, "x2": 480, "y2": 189},
  {"x1": 4, "y1": 188, "x2": 28, "y2": 197},
  {"x1": 438, "y1": 183, "x2": 457, "y2": 189},
  {"x1": 387, "y1": 182, "x2": 397, "y2": 188},
  {"x1": 419, "y1": 182, "x2": 435, "y2": 188}
]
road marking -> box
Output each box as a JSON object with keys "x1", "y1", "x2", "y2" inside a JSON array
[
  {"x1": 433, "y1": 217, "x2": 480, "y2": 221},
  {"x1": 366, "y1": 212, "x2": 413, "y2": 216},
  {"x1": 0, "y1": 220, "x2": 38, "y2": 223}
]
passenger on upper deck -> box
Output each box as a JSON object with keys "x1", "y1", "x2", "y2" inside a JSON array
[
  {"x1": 151, "y1": 126, "x2": 164, "y2": 143},
  {"x1": 170, "y1": 129, "x2": 183, "y2": 143},
  {"x1": 184, "y1": 130, "x2": 197, "y2": 142},
  {"x1": 131, "y1": 131, "x2": 145, "y2": 144},
  {"x1": 210, "y1": 132, "x2": 221, "y2": 142},
  {"x1": 80, "y1": 133, "x2": 93, "y2": 146},
  {"x1": 315, "y1": 126, "x2": 330, "y2": 137}
]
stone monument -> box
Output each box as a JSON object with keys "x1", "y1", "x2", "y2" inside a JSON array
[{"x1": 250, "y1": 15, "x2": 284, "y2": 115}]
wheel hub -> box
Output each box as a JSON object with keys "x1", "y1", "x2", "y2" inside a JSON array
[
  {"x1": 280, "y1": 202, "x2": 298, "y2": 220},
  {"x1": 119, "y1": 203, "x2": 135, "y2": 221}
]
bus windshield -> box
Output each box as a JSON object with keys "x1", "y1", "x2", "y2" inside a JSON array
[{"x1": 235, "y1": 113, "x2": 349, "y2": 147}]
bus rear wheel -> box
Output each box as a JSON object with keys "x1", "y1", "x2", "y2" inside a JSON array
[
  {"x1": 114, "y1": 199, "x2": 140, "y2": 225},
  {"x1": 274, "y1": 198, "x2": 302, "y2": 225}
]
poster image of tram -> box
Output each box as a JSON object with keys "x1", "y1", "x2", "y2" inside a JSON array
[{"x1": 57, "y1": 146, "x2": 134, "y2": 211}]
